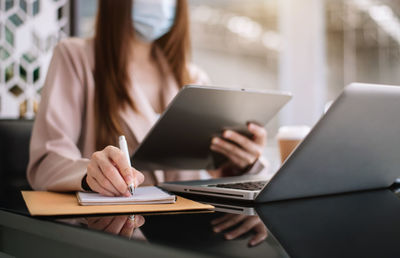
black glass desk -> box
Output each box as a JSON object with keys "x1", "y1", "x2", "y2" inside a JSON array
[{"x1": 2, "y1": 186, "x2": 400, "y2": 258}]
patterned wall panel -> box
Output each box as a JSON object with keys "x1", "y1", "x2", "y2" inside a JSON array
[{"x1": 0, "y1": 0, "x2": 70, "y2": 118}]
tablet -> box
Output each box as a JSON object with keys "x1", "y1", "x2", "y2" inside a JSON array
[{"x1": 131, "y1": 85, "x2": 291, "y2": 170}]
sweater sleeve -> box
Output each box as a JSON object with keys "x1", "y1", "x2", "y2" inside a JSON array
[{"x1": 27, "y1": 40, "x2": 89, "y2": 191}]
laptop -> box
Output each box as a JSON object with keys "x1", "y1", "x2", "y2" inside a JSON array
[{"x1": 161, "y1": 83, "x2": 400, "y2": 202}]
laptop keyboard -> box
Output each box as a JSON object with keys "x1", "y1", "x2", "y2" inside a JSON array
[{"x1": 209, "y1": 181, "x2": 268, "y2": 191}]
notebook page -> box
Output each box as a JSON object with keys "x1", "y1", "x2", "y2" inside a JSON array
[{"x1": 77, "y1": 186, "x2": 175, "y2": 205}]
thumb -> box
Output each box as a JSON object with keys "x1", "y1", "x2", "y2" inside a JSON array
[{"x1": 132, "y1": 168, "x2": 145, "y2": 187}]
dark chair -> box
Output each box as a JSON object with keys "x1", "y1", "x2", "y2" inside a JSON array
[{"x1": 0, "y1": 119, "x2": 33, "y2": 193}]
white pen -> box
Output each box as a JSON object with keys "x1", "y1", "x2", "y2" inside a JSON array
[{"x1": 119, "y1": 135, "x2": 135, "y2": 195}]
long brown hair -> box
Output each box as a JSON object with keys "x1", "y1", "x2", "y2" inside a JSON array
[{"x1": 94, "y1": 0, "x2": 191, "y2": 150}]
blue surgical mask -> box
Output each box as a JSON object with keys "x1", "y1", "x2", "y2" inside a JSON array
[{"x1": 132, "y1": 0, "x2": 177, "y2": 42}]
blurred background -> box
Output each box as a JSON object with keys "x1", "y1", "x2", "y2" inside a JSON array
[
  {"x1": 1, "y1": 0, "x2": 400, "y2": 169},
  {"x1": 77, "y1": 0, "x2": 400, "y2": 130}
]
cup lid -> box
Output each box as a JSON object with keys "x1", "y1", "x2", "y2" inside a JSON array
[{"x1": 277, "y1": 125, "x2": 311, "y2": 140}]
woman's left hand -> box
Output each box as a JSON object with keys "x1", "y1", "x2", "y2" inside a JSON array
[
  {"x1": 210, "y1": 123, "x2": 267, "y2": 170},
  {"x1": 211, "y1": 214, "x2": 268, "y2": 247}
]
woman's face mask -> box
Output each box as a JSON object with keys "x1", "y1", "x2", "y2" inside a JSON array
[{"x1": 132, "y1": 0, "x2": 177, "y2": 42}]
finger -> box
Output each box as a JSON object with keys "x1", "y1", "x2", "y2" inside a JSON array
[
  {"x1": 104, "y1": 216, "x2": 128, "y2": 235},
  {"x1": 249, "y1": 227, "x2": 268, "y2": 246},
  {"x1": 211, "y1": 214, "x2": 235, "y2": 226},
  {"x1": 95, "y1": 151, "x2": 130, "y2": 196},
  {"x1": 213, "y1": 215, "x2": 247, "y2": 233},
  {"x1": 223, "y1": 130, "x2": 262, "y2": 158},
  {"x1": 224, "y1": 217, "x2": 259, "y2": 240},
  {"x1": 211, "y1": 143, "x2": 249, "y2": 168},
  {"x1": 88, "y1": 162, "x2": 120, "y2": 196},
  {"x1": 88, "y1": 217, "x2": 114, "y2": 231},
  {"x1": 211, "y1": 144, "x2": 247, "y2": 168},
  {"x1": 132, "y1": 168, "x2": 145, "y2": 187},
  {"x1": 134, "y1": 215, "x2": 146, "y2": 228},
  {"x1": 86, "y1": 174, "x2": 115, "y2": 197},
  {"x1": 120, "y1": 217, "x2": 135, "y2": 238},
  {"x1": 86, "y1": 217, "x2": 101, "y2": 225},
  {"x1": 105, "y1": 146, "x2": 134, "y2": 185},
  {"x1": 248, "y1": 123, "x2": 267, "y2": 146},
  {"x1": 120, "y1": 215, "x2": 145, "y2": 238},
  {"x1": 212, "y1": 138, "x2": 256, "y2": 166}
]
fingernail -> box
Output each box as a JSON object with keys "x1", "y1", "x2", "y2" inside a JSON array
[
  {"x1": 213, "y1": 227, "x2": 220, "y2": 233},
  {"x1": 212, "y1": 138, "x2": 219, "y2": 144},
  {"x1": 250, "y1": 241, "x2": 256, "y2": 246},
  {"x1": 225, "y1": 234, "x2": 232, "y2": 240},
  {"x1": 224, "y1": 131, "x2": 232, "y2": 138}
]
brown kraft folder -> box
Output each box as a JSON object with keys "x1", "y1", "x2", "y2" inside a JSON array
[{"x1": 21, "y1": 191, "x2": 214, "y2": 216}]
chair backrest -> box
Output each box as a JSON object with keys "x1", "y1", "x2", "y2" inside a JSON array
[{"x1": 0, "y1": 119, "x2": 33, "y2": 191}]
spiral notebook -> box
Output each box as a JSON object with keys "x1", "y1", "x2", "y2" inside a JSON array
[{"x1": 77, "y1": 186, "x2": 176, "y2": 206}]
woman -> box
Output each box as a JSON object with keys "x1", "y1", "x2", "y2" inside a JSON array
[{"x1": 27, "y1": 0, "x2": 268, "y2": 196}]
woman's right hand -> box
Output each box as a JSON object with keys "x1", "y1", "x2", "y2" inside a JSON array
[
  {"x1": 86, "y1": 145, "x2": 145, "y2": 197},
  {"x1": 87, "y1": 215, "x2": 145, "y2": 239}
]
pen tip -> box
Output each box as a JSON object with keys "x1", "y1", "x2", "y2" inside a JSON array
[{"x1": 128, "y1": 184, "x2": 134, "y2": 195}]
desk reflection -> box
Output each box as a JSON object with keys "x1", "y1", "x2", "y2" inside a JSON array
[
  {"x1": 211, "y1": 214, "x2": 268, "y2": 246},
  {"x1": 87, "y1": 215, "x2": 145, "y2": 240},
  {"x1": 258, "y1": 189, "x2": 400, "y2": 258},
  {"x1": 57, "y1": 210, "x2": 286, "y2": 258},
  {"x1": 61, "y1": 213, "x2": 268, "y2": 246},
  {"x1": 58, "y1": 215, "x2": 147, "y2": 241}
]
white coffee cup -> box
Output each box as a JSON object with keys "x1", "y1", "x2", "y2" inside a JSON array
[{"x1": 276, "y1": 125, "x2": 311, "y2": 163}]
